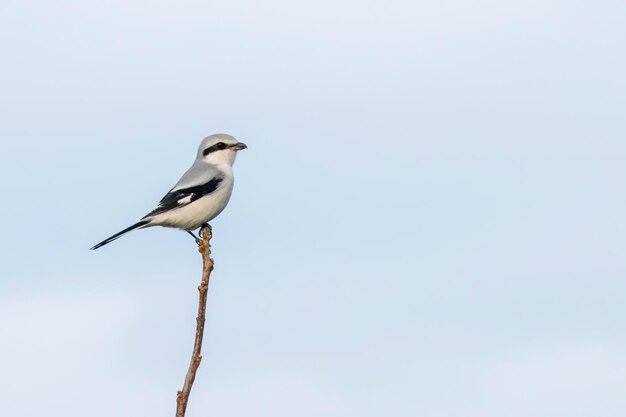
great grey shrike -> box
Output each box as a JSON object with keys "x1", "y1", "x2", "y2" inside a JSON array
[{"x1": 90, "y1": 134, "x2": 247, "y2": 250}]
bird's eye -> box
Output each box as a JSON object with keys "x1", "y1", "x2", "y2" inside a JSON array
[{"x1": 216, "y1": 142, "x2": 226, "y2": 149}]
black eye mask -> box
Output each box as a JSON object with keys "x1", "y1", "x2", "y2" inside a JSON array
[{"x1": 203, "y1": 142, "x2": 228, "y2": 156}]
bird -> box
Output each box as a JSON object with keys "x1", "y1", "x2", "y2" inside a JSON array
[{"x1": 90, "y1": 134, "x2": 247, "y2": 250}]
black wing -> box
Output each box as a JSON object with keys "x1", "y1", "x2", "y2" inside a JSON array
[{"x1": 143, "y1": 177, "x2": 224, "y2": 218}]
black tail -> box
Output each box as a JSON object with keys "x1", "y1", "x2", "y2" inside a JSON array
[{"x1": 90, "y1": 220, "x2": 150, "y2": 250}]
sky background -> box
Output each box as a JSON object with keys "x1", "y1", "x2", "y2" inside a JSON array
[{"x1": 1, "y1": 1, "x2": 625, "y2": 416}]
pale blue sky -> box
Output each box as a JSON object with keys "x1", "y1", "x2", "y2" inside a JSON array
[{"x1": 1, "y1": 1, "x2": 625, "y2": 416}]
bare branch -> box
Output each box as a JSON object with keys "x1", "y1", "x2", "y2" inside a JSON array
[{"x1": 176, "y1": 225, "x2": 214, "y2": 417}]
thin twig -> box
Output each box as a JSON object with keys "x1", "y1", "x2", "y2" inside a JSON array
[{"x1": 176, "y1": 225, "x2": 214, "y2": 417}]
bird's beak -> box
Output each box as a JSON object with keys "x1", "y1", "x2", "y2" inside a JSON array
[{"x1": 231, "y1": 142, "x2": 248, "y2": 151}]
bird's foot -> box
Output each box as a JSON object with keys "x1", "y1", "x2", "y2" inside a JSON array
[
  {"x1": 187, "y1": 231, "x2": 201, "y2": 245},
  {"x1": 200, "y1": 223, "x2": 212, "y2": 238}
]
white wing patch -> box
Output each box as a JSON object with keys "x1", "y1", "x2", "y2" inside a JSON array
[{"x1": 177, "y1": 195, "x2": 192, "y2": 205}]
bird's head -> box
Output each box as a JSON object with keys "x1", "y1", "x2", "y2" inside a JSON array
[{"x1": 197, "y1": 134, "x2": 247, "y2": 166}]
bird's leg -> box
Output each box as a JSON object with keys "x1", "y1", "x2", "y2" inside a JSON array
[
  {"x1": 187, "y1": 231, "x2": 202, "y2": 245},
  {"x1": 199, "y1": 223, "x2": 212, "y2": 238}
]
